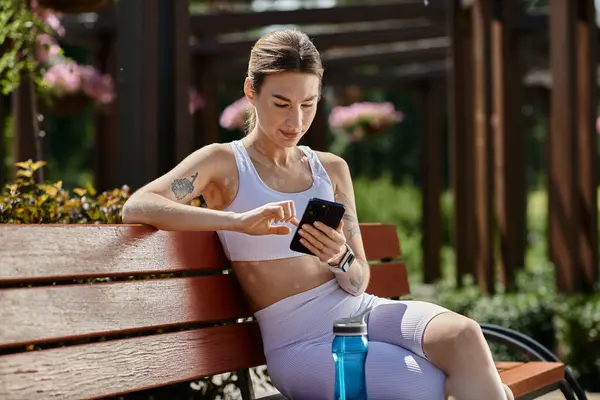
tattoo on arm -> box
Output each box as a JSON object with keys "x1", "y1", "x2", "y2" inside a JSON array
[
  {"x1": 335, "y1": 191, "x2": 361, "y2": 239},
  {"x1": 342, "y1": 213, "x2": 361, "y2": 239},
  {"x1": 171, "y1": 172, "x2": 199, "y2": 200},
  {"x1": 349, "y1": 263, "x2": 363, "y2": 293}
]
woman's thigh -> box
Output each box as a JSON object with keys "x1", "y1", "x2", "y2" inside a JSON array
[
  {"x1": 266, "y1": 341, "x2": 446, "y2": 400},
  {"x1": 367, "y1": 298, "x2": 452, "y2": 360}
]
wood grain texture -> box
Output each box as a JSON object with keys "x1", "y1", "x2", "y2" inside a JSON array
[
  {"x1": 495, "y1": 362, "x2": 525, "y2": 372},
  {"x1": 498, "y1": 362, "x2": 564, "y2": 397},
  {"x1": 359, "y1": 223, "x2": 402, "y2": 259},
  {"x1": 0, "y1": 275, "x2": 251, "y2": 348},
  {"x1": 367, "y1": 262, "x2": 410, "y2": 298},
  {"x1": 0, "y1": 225, "x2": 229, "y2": 283},
  {"x1": 0, "y1": 223, "x2": 400, "y2": 283},
  {"x1": 0, "y1": 262, "x2": 407, "y2": 348},
  {"x1": 0, "y1": 323, "x2": 265, "y2": 400}
]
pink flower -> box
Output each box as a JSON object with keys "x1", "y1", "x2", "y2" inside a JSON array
[
  {"x1": 220, "y1": 97, "x2": 250, "y2": 130},
  {"x1": 41, "y1": 61, "x2": 82, "y2": 96},
  {"x1": 329, "y1": 102, "x2": 403, "y2": 133},
  {"x1": 189, "y1": 88, "x2": 205, "y2": 114},
  {"x1": 36, "y1": 34, "x2": 62, "y2": 64},
  {"x1": 40, "y1": 11, "x2": 65, "y2": 36},
  {"x1": 42, "y1": 61, "x2": 115, "y2": 105},
  {"x1": 79, "y1": 65, "x2": 115, "y2": 105}
]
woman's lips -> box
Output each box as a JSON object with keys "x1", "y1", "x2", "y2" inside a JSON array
[{"x1": 280, "y1": 130, "x2": 301, "y2": 139}]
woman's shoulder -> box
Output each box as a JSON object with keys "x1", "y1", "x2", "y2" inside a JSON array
[{"x1": 311, "y1": 150, "x2": 351, "y2": 181}]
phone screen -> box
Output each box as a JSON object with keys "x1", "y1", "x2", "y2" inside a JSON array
[{"x1": 289, "y1": 197, "x2": 345, "y2": 256}]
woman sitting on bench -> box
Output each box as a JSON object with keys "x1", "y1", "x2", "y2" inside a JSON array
[{"x1": 122, "y1": 28, "x2": 514, "y2": 400}]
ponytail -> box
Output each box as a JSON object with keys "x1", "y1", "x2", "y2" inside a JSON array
[{"x1": 245, "y1": 106, "x2": 257, "y2": 135}]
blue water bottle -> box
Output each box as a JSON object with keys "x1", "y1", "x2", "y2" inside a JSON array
[{"x1": 332, "y1": 307, "x2": 371, "y2": 400}]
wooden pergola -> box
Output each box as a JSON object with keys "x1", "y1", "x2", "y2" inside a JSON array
[{"x1": 0, "y1": 0, "x2": 597, "y2": 294}]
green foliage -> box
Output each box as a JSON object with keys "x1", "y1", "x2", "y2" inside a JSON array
[
  {"x1": 0, "y1": 159, "x2": 130, "y2": 223},
  {"x1": 555, "y1": 294, "x2": 600, "y2": 391},
  {"x1": 0, "y1": 0, "x2": 50, "y2": 95}
]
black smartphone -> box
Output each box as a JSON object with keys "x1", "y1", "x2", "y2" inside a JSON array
[{"x1": 289, "y1": 197, "x2": 346, "y2": 256}]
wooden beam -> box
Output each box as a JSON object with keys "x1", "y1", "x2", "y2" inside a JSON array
[
  {"x1": 575, "y1": 0, "x2": 598, "y2": 292},
  {"x1": 190, "y1": 1, "x2": 447, "y2": 35},
  {"x1": 420, "y1": 80, "x2": 445, "y2": 283},
  {"x1": 447, "y1": 0, "x2": 476, "y2": 287},
  {"x1": 193, "y1": 55, "x2": 220, "y2": 148},
  {"x1": 322, "y1": 39, "x2": 449, "y2": 69},
  {"x1": 93, "y1": 29, "x2": 118, "y2": 191},
  {"x1": 11, "y1": 74, "x2": 39, "y2": 176},
  {"x1": 323, "y1": 63, "x2": 447, "y2": 89},
  {"x1": 548, "y1": 1, "x2": 580, "y2": 293},
  {"x1": 115, "y1": 0, "x2": 159, "y2": 190},
  {"x1": 471, "y1": 0, "x2": 495, "y2": 294},
  {"x1": 156, "y1": 0, "x2": 192, "y2": 170},
  {"x1": 491, "y1": 0, "x2": 526, "y2": 291},
  {"x1": 192, "y1": 24, "x2": 447, "y2": 57},
  {"x1": 0, "y1": 94, "x2": 8, "y2": 186}
]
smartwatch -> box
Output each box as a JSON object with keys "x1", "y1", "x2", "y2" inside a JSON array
[{"x1": 329, "y1": 244, "x2": 355, "y2": 273}]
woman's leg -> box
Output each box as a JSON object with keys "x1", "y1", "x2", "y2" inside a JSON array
[
  {"x1": 422, "y1": 312, "x2": 514, "y2": 400},
  {"x1": 266, "y1": 341, "x2": 446, "y2": 400},
  {"x1": 367, "y1": 300, "x2": 514, "y2": 400}
]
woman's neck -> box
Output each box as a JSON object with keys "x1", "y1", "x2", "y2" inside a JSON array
[{"x1": 244, "y1": 130, "x2": 299, "y2": 167}]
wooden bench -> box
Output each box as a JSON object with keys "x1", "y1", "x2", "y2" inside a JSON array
[{"x1": 0, "y1": 223, "x2": 565, "y2": 399}]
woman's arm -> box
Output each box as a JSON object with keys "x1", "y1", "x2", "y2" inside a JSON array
[
  {"x1": 320, "y1": 153, "x2": 371, "y2": 296},
  {"x1": 122, "y1": 143, "x2": 241, "y2": 232}
]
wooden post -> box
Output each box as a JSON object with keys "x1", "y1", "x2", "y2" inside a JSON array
[
  {"x1": 447, "y1": 0, "x2": 476, "y2": 287},
  {"x1": 94, "y1": 27, "x2": 118, "y2": 191},
  {"x1": 491, "y1": 0, "x2": 526, "y2": 291},
  {"x1": 471, "y1": 0, "x2": 495, "y2": 294},
  {"x1": 194, "y1": 55, "x2": 220, "y2": 148},
  {"x1": 548, "y1": 1, "x2": 580, "y2": 293},
  {"x1": 575, "y1": 0, "x2": 598, "y2": 292},
  {"x1": 420, "y1": 80, "x2": 444, "y2": 283},
  {"x1": 304, "y1": 98, "x2": 327, "y2": 151},
  {"x1": 157, "y1": 0, "x2": 192, "y2": 170},
  {"x1": 11, "y1": 74, "x2": 38, "y2": 169},
  {"x1": 115, "y1": 0, "x2": 159, "y2": 190},
  {"x1": 0, "y1": 94, "x2": 8, "y2": 186}
]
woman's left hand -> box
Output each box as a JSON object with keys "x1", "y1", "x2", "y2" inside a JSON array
[{"x1": 297, "y1": 220, "x2": 347, "y2": 265}]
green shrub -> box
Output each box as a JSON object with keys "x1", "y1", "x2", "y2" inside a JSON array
[
  {"x1": 555, "y1": 294, "x2": 600, "y2": 391},
  {"x1": 0, "y1": 160, "x2": 130, "y2": 224}
]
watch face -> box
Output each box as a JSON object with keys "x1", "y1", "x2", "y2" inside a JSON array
[{"x1": 340, "y1": 252, "x2": 355, "y2": 272}]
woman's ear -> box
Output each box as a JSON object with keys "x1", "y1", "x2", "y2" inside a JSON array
[{"x1": 244, "y1": 78, "x2": 255, "y2": 105}]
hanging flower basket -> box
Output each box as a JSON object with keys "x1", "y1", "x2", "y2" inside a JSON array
[
  {"x1": 37, "y1": 0, "x2": 113, "y2": 14},
  {"x1": 41, "y1": 60, "x2": 115, "y2": 116},
  {"x1": 50, "y1": 93, "x2": 92, "y2": 116}
]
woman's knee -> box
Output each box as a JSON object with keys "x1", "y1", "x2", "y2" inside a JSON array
[{"x1": 422, "y1": 312, "x2": 488, "y2": 371}]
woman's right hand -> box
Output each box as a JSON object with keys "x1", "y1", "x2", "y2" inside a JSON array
[{"x1": 236, "y1": 201, "x2": 300, "y2": 236}]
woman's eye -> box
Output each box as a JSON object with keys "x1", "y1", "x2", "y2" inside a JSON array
[
  {"x1": 274, "y1": 103, "x2": 287, "y2": 108},
  {"x1": 302, "y1": 103, "x2": 314, "y2": 108}
]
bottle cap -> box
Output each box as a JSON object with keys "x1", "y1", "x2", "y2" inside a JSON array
[{"x1": 333, "y1": 307, "x2": 372, "y2": 336}]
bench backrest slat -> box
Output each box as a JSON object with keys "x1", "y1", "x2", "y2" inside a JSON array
[
  {"x1": 0, "y1": 275, "x2": 251, "y2": 348},
  {"x1": 0, "y1": 223, "x2": 406, "y2": 399},
  {"x1": 0, "y1": 225, "x2": 228, "y2": 283},
  {"x1": 0, "y1": 323, "x2": 264, "y2": 400}
]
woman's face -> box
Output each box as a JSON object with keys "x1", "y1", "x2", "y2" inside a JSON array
[{"x1": 245, "y1": 72, "x2": 320, "y2": 147}]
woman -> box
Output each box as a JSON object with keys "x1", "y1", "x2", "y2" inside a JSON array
[{"x1": 122, "y1": 29, "x2": 514, "y2": 400}]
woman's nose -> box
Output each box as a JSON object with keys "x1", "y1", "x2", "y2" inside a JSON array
[{"x1": 287, "y1": 108, "x2": 302, "y2": 129}]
